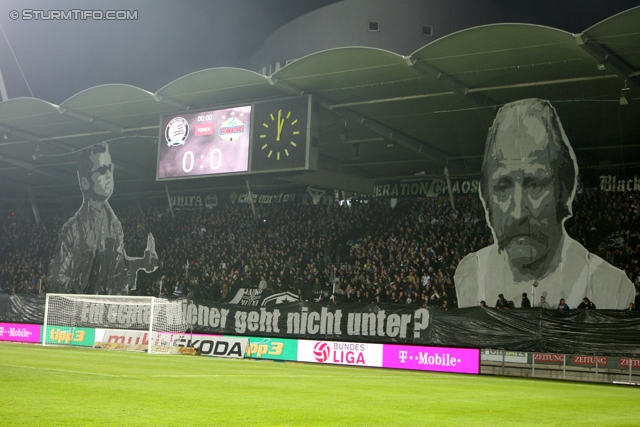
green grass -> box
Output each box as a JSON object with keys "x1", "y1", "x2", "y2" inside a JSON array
[{"x1": 0, "y1": 343, "x2": 638, "y2": 426}]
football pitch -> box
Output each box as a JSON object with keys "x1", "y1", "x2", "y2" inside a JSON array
[{"x1": 0, "y1": 343, "x2": 638, "y2": 426}]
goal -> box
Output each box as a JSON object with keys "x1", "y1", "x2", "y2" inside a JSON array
[{"x1": 43, "y1": 294, "x2": 189, "y2": 354}]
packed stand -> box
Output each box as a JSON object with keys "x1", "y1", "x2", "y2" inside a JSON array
[{"x1": 1, "y1": 191, "x2": 639, "y2": 310}]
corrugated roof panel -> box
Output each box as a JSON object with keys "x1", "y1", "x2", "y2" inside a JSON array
[
  {"x1": 0, "y1": 98, "x2": 98, "y2": 141},
  {"x1": 453, "y1": 58, "x2": 601, "y2": 92},
  {"x1": 414, "y1": 24, "x2": 595, "y2": 91},
  {"x1": 275, "y1": 47, "x2": 407, "y2": 79},
  {"x1": 583, "y1": 7, "x2": 640, "y2": 71},
  {"x1": 0, "y1": 98, "x2": 60, "y2": 121},
  {"x1": 59, "y1": 85, "x2": 171, "y2": 130},
  {"x1": 61, "y1": 85, "x2": 154, "y2": 109},
  {"x1": 28, "y1": 119, "x2": 104, "y2": 140},
  {"x1": 481, "y1": 75, "x2": 624, "y2": 104},
  {"x1": 413, "y1": 24, "x2": 575, "y2": 64},
  {"x1": 157, "y1": 68, "x2": 281, "y2": 109},
  {"x1": 315, "y1": 76, "x2": 448, "y2": 105},
  {"x1": 348, "y1": 93, "x2": 479, "y2": 119},
  {"x1": 274, "y1": 48, "x2": 435, "y2": 97},
  {"x1": 583, "y1": 6, "x2": 640, "y2": 39}
]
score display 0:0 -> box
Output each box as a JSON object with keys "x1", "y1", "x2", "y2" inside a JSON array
[{"x1": 182, "y1": 148, "x2": 222, "y2": 173}]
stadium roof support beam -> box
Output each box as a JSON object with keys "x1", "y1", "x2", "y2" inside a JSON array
[
  {"x1": 59, "y1": 107, "x2": 125, "y2": 134},
  {"x1": 574, "y1": 34, "x2": 640, "y2": 92},
  {"x1": 0, "y1": 154, "x2": 68, "y2": 180},
  {"x1": 0, "y1": 122, "x2": 42, "y2": 143},
  {"x1": 406, "y1": 57, "x2": 499, "y2": 108},
  {"x1": 326, "y1": 107, "x2": 447, "y2": 165},
  {"x1": 153, "y1": 94, "x2": 190, "y2": 111},
  {"x1": 268, "y1": 77, "x2": 448, "y2": 165},
  {"x1": 59, "y1": 107, "x2": 158, "y2": 147},
  {"x1": 329, "y1": 75, "x2": 620, "y2": 110}
]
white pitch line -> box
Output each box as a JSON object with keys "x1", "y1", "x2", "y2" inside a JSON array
[
  {"x1": 0, "y1": 363, "x2": 130, "y2": 378},
  {"x1": 0, "y1": 364, "x2": 434, "y2": 380},
  {"x1": 150, "y1": 374, "x2": 431, "y2": 379}
]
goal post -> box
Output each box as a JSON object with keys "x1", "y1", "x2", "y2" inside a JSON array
[{"x1": 43, "y1": 294, "x2": 189, "y2": 354}]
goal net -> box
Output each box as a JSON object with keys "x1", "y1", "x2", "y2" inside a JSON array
[{"x1": 43, "y1": 294, "x2": 189, "y2": 354}]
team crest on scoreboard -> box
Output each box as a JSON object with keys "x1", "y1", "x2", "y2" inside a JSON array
[
  {"x1": 219, "y1": 117, "x2": 245, "y2": 142},
  {"x1": 165, "y1": 117, "x2": 189, "y2": 147}
]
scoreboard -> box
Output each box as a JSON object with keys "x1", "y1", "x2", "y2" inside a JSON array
[{"x1": 157, "y1": 96, "x2": 317, "y2": 181}]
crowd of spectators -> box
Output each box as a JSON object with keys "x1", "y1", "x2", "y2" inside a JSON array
[
  {"x1": 0, "y1": 212, "x2": 56, "y2": 295},
  {"x1": 1, "y1": 190, "x2": 639, "y2": 310}
]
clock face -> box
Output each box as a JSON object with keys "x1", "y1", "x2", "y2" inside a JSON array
[{"x1": 251, "y1": 97, "x2": 308, "y2": 172}]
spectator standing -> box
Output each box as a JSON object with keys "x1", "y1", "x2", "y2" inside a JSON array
[
  {"x1": 577, "y1": 297, "x2": 596, "y2": 310},
  {"x1": 536, "y1": 295, "x2": 551, "y2": 309},
  {"x1": 496, "y1": 294, "x2": 509, "y2": 309}
]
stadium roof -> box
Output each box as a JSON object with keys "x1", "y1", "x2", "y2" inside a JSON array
[{"x1": 0, "y1": 7, "x2": 639, "y2": 204}]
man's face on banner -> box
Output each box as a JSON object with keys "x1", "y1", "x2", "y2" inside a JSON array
[
  {"x1": 88, "y1": 149, "x2": 114, "y2": 201},
  {"x1": 485, "y1": 113, "x2": 562, "y2": 272}
]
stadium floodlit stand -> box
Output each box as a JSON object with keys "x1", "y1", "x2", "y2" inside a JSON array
[{"x1": 2, "y1": 191, "x2": 639, "y2": 310}]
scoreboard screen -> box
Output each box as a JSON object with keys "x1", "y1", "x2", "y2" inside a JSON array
[
  {"x1": 157, "y1": 96, "x2": 317, "y2": 181},
  {"x1": 157, "y1": 105, "x2": 251, "y2": 180}
]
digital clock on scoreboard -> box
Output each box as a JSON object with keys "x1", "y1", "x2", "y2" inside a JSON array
[{"x1": 157, "y1": 105, "x2": 251, "y2": 180}]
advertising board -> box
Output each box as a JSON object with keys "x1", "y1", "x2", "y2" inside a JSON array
[
  {"x1": 383, "y1": 344, "x2": 480, "y2": 374},
  {"x1": 0, "y1": 322, "x2": 41, "y2": 343},
  {"x1": 572, "y1": 356, "x2": 608, "y2": 367},
  {"x1": 244, "y1": 336, "x2": 298, "y2": 361},
  {"x1": 534, "y1": 353, "x2": 566, "y2": 363},
  {"x1": 172, "y1": 333, "x2": 247, "y2": 358},
  {"x1": 297, "y1": 340, "x2": 383, "y2": 367},
  {"x1": 43, "y1": 326, "x2": 95, "y2": 347},
  {"x1": 481, "y1": 349, "x2": 528, "y2": 364},
  {"x1": 94, "y1": 329, "x2": 150, "y2": 351}
]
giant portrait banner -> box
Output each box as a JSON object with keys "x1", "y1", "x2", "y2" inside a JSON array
[
  {"x1": 2, "y1": 293, "x2": 640, "y2": 357},
  {"x1": 454, "y1": 99, "x2": 636, "y2": 310}
]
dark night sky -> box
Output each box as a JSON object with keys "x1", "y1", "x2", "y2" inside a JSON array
[{"x1": 0, "y1": 0, "x2": 637, "y2": 105}]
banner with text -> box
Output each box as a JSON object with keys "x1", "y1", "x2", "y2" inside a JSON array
[
  {"x1": 298, "y1": 340, "x2": 383, "y2": 367},
  {"x1": 4, "y1": 295, "x2": 640, "y2": 357},
  {"x1": 0, "y1": 322, "x2": 41, "y2": 343},
  {"x1": 598, "y1": 174, "x2": 640, "y2": 193},
  {"x1": 382, "y1": 344, "x2": 480, "y2": 374},
  {"x1": 364, "y1": 178, "x2": 480, "y2": 199},
  {"x1": 43, "y1": 326, "x2": 95, "y2": 347},
  {"x1": 244, "y1": 336, "x2": 298, "y2": 361}
]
